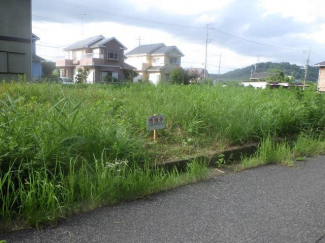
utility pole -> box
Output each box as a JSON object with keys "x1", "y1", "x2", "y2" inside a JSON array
[
  {"x1": 218, "y1": 54, "x2": 222, "y2": 81},
  {"x1": 303, "y1": 47, "x2": 311, "y2": 91},
  {"x1": 74, "y1": 14, "x2": 87, "y2": 37},
  {"x1": 255, "y1": 56, "x2": 260, "y2": 73},
  {"x1": 204, "y1": 24, "x2": 214, "y2": 79},
  {"x1": 136, "y1": 36, "x2": 141, "y2": 46}
]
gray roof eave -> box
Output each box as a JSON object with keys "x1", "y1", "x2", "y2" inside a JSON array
[
  {"x1": 315, "y1": 61, "x2": 325, "y2": 66},
  {"x1": 63, "y1": 35, "x2": 104, "y2": 51}
]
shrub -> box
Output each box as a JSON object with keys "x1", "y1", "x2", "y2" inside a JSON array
[{"x1": 169, "y1": 68, "x2": 186, "y2": 84}]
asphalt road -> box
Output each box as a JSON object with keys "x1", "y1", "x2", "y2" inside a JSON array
[{"x1": 3, "y1": 157, "x2": 325, "y2": 243}]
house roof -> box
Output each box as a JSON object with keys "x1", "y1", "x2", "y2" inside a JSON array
[
  {"x1": 186, "y1": 68, "x2": 207, "y2": 75},
  {"x1": 147, "y1": 66, "x2": 164, "y2": 71},
  {"x1": 121, "y1": 63, "x2": 136, "y2": 70},
  {"x1": 63, "y1": 35, "x2": 104, "y2": 51},
  {"x1": 89, "y1": 37, "x2": 127, "y2": 50},
  {"x1": 126, "y1": 43, "x2": 184, "y2": 57},
  {"x1": 151, "y1": 46, "x2": 184, "y2": 56},
  {"x1": 125, "y1": 43, "x2": 166, "y2": 55},
  {"x1": 250, "y1": 72, "x2": 270, "y2": 79},
  {"x1": 188, "y1": 68, "x2": 203, "y2": 72},
  {"x1": 32, "y1": 54, "x2": 45, "y2": 62},
  {"x1": 315, "y1": 61, "x2": 325, "y2": 67},
  {"x1": 32, "y1": 33, "x2": 40, "y2": 41}
]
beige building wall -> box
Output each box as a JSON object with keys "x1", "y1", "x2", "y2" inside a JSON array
[
  {"x1": 0, "y1": 0, "x2": 32, "y2": 81},
  {"x1": 126, "y1": 55, "x2": 150, "y2": 71},
  {"x1": 318, "y1": 67, "x2": 325, "y2": 92},
  {"x1": 151, "y1": 55, "x2": 165, "y2": 66}
]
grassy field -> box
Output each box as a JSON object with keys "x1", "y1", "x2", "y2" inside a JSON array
[{"x1": 1, "y1": 82, "x2": 325, "y2": 228}]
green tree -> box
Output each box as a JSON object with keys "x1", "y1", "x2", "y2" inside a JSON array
[
  {"x1": 266, "y1": 69, "x2": 285, "y2": 82},
  {"x1": 169, "y1": 68, "x2": 186, "y2": 84},
  {"x1": 185, "y1": 69, "x2": 200, "y2": 84},
  {"x1": 123, "y1": 69, "x2": 139, "y2": 81},
  {"x1": 75, "y1": 68, "x2": 90, "y2": 83},
  {"x1": 41, "y1": 61, "x2": 57, "y2": 78},
  {"x1": 103, "y1": 74, "x2": 117, "y2": 83},
  {"x1": 266, "y1": 69, "x2": 292, "y2": 83}
]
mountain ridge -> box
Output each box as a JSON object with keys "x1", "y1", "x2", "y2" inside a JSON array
[{"x1": 211, "y1": 62, "x2": 319, "y2": 82}]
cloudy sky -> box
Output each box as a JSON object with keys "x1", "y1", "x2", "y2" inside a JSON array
[{"x1": 32, "y1": 0, "x2": 325, "y2": 74}]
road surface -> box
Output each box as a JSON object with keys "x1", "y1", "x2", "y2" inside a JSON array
[{"x1": 3, "y1": 157, "x2": 325, "y2": 242}]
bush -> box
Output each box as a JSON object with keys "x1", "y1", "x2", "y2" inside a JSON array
[{"x1": 169, "y1": 68, "x2": 186, "y2": 84}]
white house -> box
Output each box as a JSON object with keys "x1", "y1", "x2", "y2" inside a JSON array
[{"x1": 125, "y1": 43, "x2": 184, "y2": 84}]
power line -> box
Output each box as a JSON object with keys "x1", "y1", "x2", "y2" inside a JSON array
[
  {"x1": 32, "y1": 15, "x2": 81, "y2": 27},
  {"x1": 210, "y1": 30, "x2": 305, "y2": 52},
  {"x1": 32, "y1": 26, "x2": 48, "y2": 31},
  {"x1": 45, "y1": 0, "x2": 203, "y2": 30},
  {"x1": 44, "y1": 0, "x2": 308, "y2": 52},
  {"x1": 182, "y1": 61, "x2": 243, "y2": 70},
  {"x1": 36, "y1": 43, "x2": 64, "y2": 49}
]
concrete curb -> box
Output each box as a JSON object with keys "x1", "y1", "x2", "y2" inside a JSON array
[{"x1": 155, "y1": 142, "x2": 259, "y2": 170}]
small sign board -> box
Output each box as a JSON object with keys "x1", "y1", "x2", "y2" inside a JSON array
[{"x1": 146, "y1": 115, "x2": 165, "y2": 131}]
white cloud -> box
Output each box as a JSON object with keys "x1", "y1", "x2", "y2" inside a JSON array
[
  {"x1": 127, "y1": 0, "x2": 234, "y2": 15},
  {"x1": 259, "y1": 0, "x2": 324, "y2": 23},
  {"x1": 195, "y1": 14, "x2": 218, "y2": 23}
]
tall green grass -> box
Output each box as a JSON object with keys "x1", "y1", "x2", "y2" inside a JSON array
[
  {"x1": 0, "y1": 158, "x2": 208, "y2": 228},
  {"x1": 293, "y1": 132, "x2": 325, "y2": 157},
  {"x1": 241, "y1": 136, "x2": 293, "y2": 169},
  {"x1": 240, "y1": 131, "x2": 325, "y2": 170},
  {"x1": 1, "y1": 83, "x2": 325, "y2": 172}
]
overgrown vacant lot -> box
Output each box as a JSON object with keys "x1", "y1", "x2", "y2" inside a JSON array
[
  {"x1": 1, "y1": 83, "x2": 324, "y2": 169},
  {"x1": 1, "y1": 82, "x2": 325, "y2": 227}
]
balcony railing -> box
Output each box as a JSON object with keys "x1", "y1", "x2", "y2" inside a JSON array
[{"x1": 83, "y1": 53, "x2": 104, "y2": 59}]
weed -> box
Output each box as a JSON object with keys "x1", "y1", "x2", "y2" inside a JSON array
[
  {"x1": 0, "y1": 157, "x2": 209, "y2": 228},
  {"x1": 215, "y1": 154, "x2": 226, "y2": 168},
  {"x1": 295, "y1": 156, "x2": 307, "y2": 161},
  {"x1": 293, "y1": 132, "x2": 325, "y2": 157},
  {"x1": 241, "y1": 136, "x2": 293, "y2": 169}
]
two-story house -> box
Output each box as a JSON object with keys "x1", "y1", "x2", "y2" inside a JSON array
[
  {"x1": 32, "y1": 34, "x2": 45, "y2": 81},
  {"x1": 56, "y1": 35, "x2": 135, "y2": 83},
  {"x1": 125, "y1": 43, "x2": 184, "y2": 84}
]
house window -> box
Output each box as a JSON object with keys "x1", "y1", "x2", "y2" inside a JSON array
[
  {"x1": 0, "y1": 51, "x2": 26, "y2": 74},
  {"x1": 153, "y1": 58, "x2": 160, "y2": 64},
  {"x1": 107, "y1": 50, "x2": 119, "y2": 60},
  {"x1": 74, "y1": 51, "x2": 82, "y2": 60},
  {"x1": 101, "y1": 72, "x2": 112, "y2": 82},
  {"x1": 170, "y1": 58, "x2": 178, "y2": 64},
  {"x1": 0, "y1": 52, "x2": 7, "y2": 73}
]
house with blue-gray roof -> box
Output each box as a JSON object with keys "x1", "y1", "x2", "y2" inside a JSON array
[
  {"x1": 32, "y1": 34, "x2": 45, "y2": 81},
  {"x1": 125, "y1": 43, "x2": 184, "y2": 84}
]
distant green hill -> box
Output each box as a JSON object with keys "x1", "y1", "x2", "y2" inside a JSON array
[{"x1": 211, "y1": 62, "x2": 319, "y2": 82}]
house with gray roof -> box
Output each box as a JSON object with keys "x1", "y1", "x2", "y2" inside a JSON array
[
  {"x1": 315, "y1": 61, "x2": 325, "y2": 92},
  {"x1": 186, "y1": 68, "x2": 209, "y2": 83},
  {"x1": 56, "y1": 35, "x2": 135, "y2": 83},
  {"x1": 250, "y1": 72, "x2": 270, "y2": 81},
  {"x1": 125, "y1": 43, "x2": 184, "y2": 84}
]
